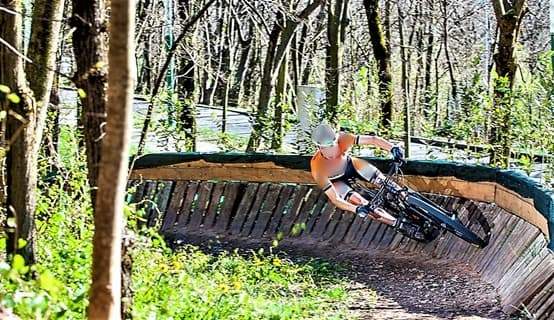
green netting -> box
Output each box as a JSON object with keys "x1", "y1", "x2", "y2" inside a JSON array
[{"x1": 133, "y1": 152, "x2": 554, "y2": 249}]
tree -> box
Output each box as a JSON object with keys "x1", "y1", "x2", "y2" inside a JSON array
[
  {"x1": 325, "y1": 0, "x2": 349, "y2": 125},
  {"x1": 1, "y1": 0, "x2": 65, "y2": 264},
  {"x1": 363, "y1": 0, "x2": 393, "y2": 128},
  {"x1": 489, "y1": 0, "x2": 527, "y2": 166},
  {"x1": 70, "y1": 0, "x2": 108, "y2": 206},
  {"x1": 88, "y1": 0, "x2": 135, "y2": 316}
]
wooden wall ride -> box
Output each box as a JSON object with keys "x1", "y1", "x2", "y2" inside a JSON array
[{"x1": 129, "y1": 158, "x2": 553, "y2": 319}]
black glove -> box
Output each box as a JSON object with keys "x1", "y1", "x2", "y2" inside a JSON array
[
  {"x1": 355, "y1": 205, "x2": 371, "y2": 218},
  {"x1": 390, "y1": 146, "x2": 405, "y2": 163}
]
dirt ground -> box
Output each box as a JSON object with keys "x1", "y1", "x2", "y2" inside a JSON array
[{"x1": 168, "y1": 233, "x2": 518, "y2": 320}]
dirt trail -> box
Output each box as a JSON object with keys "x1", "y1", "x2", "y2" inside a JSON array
[
  {"x1": 169, "y1": 234, "x2": 512, "y2": 320},
  {"x1": 335, "y1": 253, "x2": 509, "y2": 320}
]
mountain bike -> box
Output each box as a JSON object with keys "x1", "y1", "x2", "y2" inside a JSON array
[{"x1": 356, "y1": 161, "x2": 491, "y2": 248}]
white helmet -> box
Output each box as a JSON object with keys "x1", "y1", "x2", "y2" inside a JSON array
[{"x1": 311, "y1": 122, "x2": 338, "y2": 147}]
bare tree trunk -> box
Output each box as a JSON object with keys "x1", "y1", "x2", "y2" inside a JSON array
[
  {"x1": 364, "y1": 0, "x2": 393, "y2": 127},
  {"x1": 489, "y1": 0, "x2": 527, "y2": 167},
  {"x1": 1, "y1": 0, "x2": 37, "y2": 264},
  {"x1": 70, "y1": 0, "x2": 108, "y2": 206},
  {"x1": 325, "y1": 0, "x2": 348, "y2": 125},
  {"x1": 245, "y1": 19, "x2": 283, "y2": 151},
  {"x1": 1, "y1": 0, "x2": 64, "y2": 264},
  {"x1": 88, "y1": 0, "x2": 134, "y2": 317},
  {"x1": 434, "y1": 42, "x2": 442, "y2": 129},
  {"x1": 423, "y1": 0, "x2": 435, "y2": 118},
  {"x1": 441, "y1": 0, "x2": 458, "y2": 120},
  {"x1": 229, "y1": 23, "x2": 253, "y2": 108},
  {"x1": 397, "y1": 2, "x2": 410, "y2": 157},
  {"x1": 271, "y1": 53, "x2": 288, "y2": 150},
  {"x1": 412, "y1": 3, "x2": 424, "y2": 134},
  {"x1": 26, "y1": 0, "x2": 66, "y2": 142}
]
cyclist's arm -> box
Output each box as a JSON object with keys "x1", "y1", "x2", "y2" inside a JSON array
[
  {"x1": 323, "y1": 187, "x2": 358, "y2": 213},
  {"x1": 356, "y1": 135, "x2": 394, "y2": 151}
]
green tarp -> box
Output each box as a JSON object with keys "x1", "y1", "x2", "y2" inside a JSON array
[{"x1": 133, "y1": 152, "x2": 554, "y2": 249}]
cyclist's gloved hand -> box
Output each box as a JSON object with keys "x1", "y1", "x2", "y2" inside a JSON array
[
  {"x1": 390, "y1": 146, "x2": 405, "y2": 163},
  {"x1": 355, "y1": 205, "x2": 371, "y2": 218}
]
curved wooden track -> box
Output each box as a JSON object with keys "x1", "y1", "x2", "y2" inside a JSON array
[{"x1": 129, "y1": 153, "x2": 554, "y2": 319}]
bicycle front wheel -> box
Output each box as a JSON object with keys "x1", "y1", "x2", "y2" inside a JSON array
[{"x1": 406, "y1": 193, "x2": 487, "y2": 248}]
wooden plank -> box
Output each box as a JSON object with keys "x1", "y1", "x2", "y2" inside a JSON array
[
  {"x1": 477, "y1": 215, "x2": 522, "y2": 273},
  {"x1": 453, "y1": 202, "x2": 493, "y2": 260},
  {"x1": 175, "y1": 181, "x2": 199, "y2": 230},
  {"x1": 250, "y1": 184, "x2": 283, "y2": 238},
  {"x1": 502, "y1": 257, "x2": 553, "y2": 314},
  {"x1": 352, "y1": 218, "x2": 373, "y2": 247},
  {"x1": 292, "y1": 189, "x2": 321, "y2": 237},
  {"x1": 310, "y1": 204, "x2": 335, "y2": 239},
  {"x1": 202, "y1": 182, "x2": 226, "y2": 229},
  {"x1": 214, "y1": 182, "x2": 242, "y2": 232},
  {"x1": 321, "y1": 209, "x2": 343, "y2": 241},
  {"x1": 495, "y1": 184, "x2": 550, "y2": 237},
  {"x1": 483, "y1": 222, "x2": 540, "y2": 283},
  {"x1": 404, "y1": 175, "x2": 496, "y2": 203},
  {"x1": 428, "y1": 197, "x2": 463, "y2": 258},
  {"x1": 497, "y1": 236, "x2": 547, "y2": 293},
  {"x1": 376, "y1": 226, "x2": 396, "y2": 250},
  {"x1": 343, "y1": 215, "x2": 365, "y2": 245},
  {"x1": 500, "y1": 250, "x2": 550, "y2": 301},
  {"x1": 132, "y1": 165, "x2": 313, "y2": 184},
  {"x1": 387, "y1": 232, "x2": 406, "y2": 252},
  {"x1": 139, "y1": 181, "x2": 157, "y2": 208},
  {"x1": 329, "y1": 211, "x2": 356, "y2": 244},
  {"x1": 498, "y1": 243, "x2": 550, "y2": 298},
  {"x1": 278, "y1": 186, "x2": 310, "y2": 236},
  {"x1": 304, "y1": 193, "x2": 328, "y2": 235},
  {"x1": 441, "y1": 201, "x2": 475, "y2": 259},
  {"x1": 188, "y1": 182, "x2": 214, "y2": 229},
  {"x1": 467, "y1": 206, "x2": 509, "y2": 265},
  {"x1": 368, "y1": 222, "x2": 390, "y2": 250},
  {"x1": 160, "y1": 181, "x2": 188, "y2": 232},
  {"x1": 147, "y1": 181, "x2": 174, "y2": 228},
  {"x1": 359, "y1": 220, "x2": 384, "y2": 249},
  {"x1": 530, "y1": 275, "x2": 554, "y2": 320},
  {"x1": 526, "y1": 273, "x2": 554, "y2": 316},
  {"x1": 240, "y1": 183, "x2": 270, "y2": 237},
  {"x1": 229, "y1": 183, "x2": 260, "y2": 235},
  {"x1": 265, "y1": 185, "x2": 295, "y2": 237},
  {"x1": 131, "y1": 163, "x2": 550, "y2": 239}
]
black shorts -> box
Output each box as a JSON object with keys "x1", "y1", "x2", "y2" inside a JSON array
[{"x1": 330, "y1": 156, "x2": 376, "y2": 185}]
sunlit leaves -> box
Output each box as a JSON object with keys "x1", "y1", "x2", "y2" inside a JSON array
[
  {"x1": 77, "y1": 88, "x2": 87, "y2": 98},
  {"x1": 17, "y1": 239, "x2": 27, "y2": 249},
  {"x1": 12, "y1": 254, "x2": 29, "y2": 274},
  {"x1": 0, "y1": 84, "x2": 10, "y2": 93},
  {"x1": 6, "y1": 93, "x2": 20, "y2": 104}
]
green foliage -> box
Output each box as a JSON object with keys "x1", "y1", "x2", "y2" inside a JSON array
[
  {"x1": 147, "y1": 90, "x2": 196, "y2": 152},
  {"x1": 131, "y1": 244, "x2": 352, "y2": 319}
]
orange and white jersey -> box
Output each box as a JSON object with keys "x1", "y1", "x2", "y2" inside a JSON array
[{"x1": 310, "y1": 132, "x2": 358, "y2": 189}]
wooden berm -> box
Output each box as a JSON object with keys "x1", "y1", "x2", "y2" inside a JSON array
[{"x1": 129, "y1": 154, "x2": 554, "y2": 319}]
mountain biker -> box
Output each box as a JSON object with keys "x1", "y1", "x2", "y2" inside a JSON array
[{"x1": 310, "y1": 122, "x2": 424, "y2": 240}]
